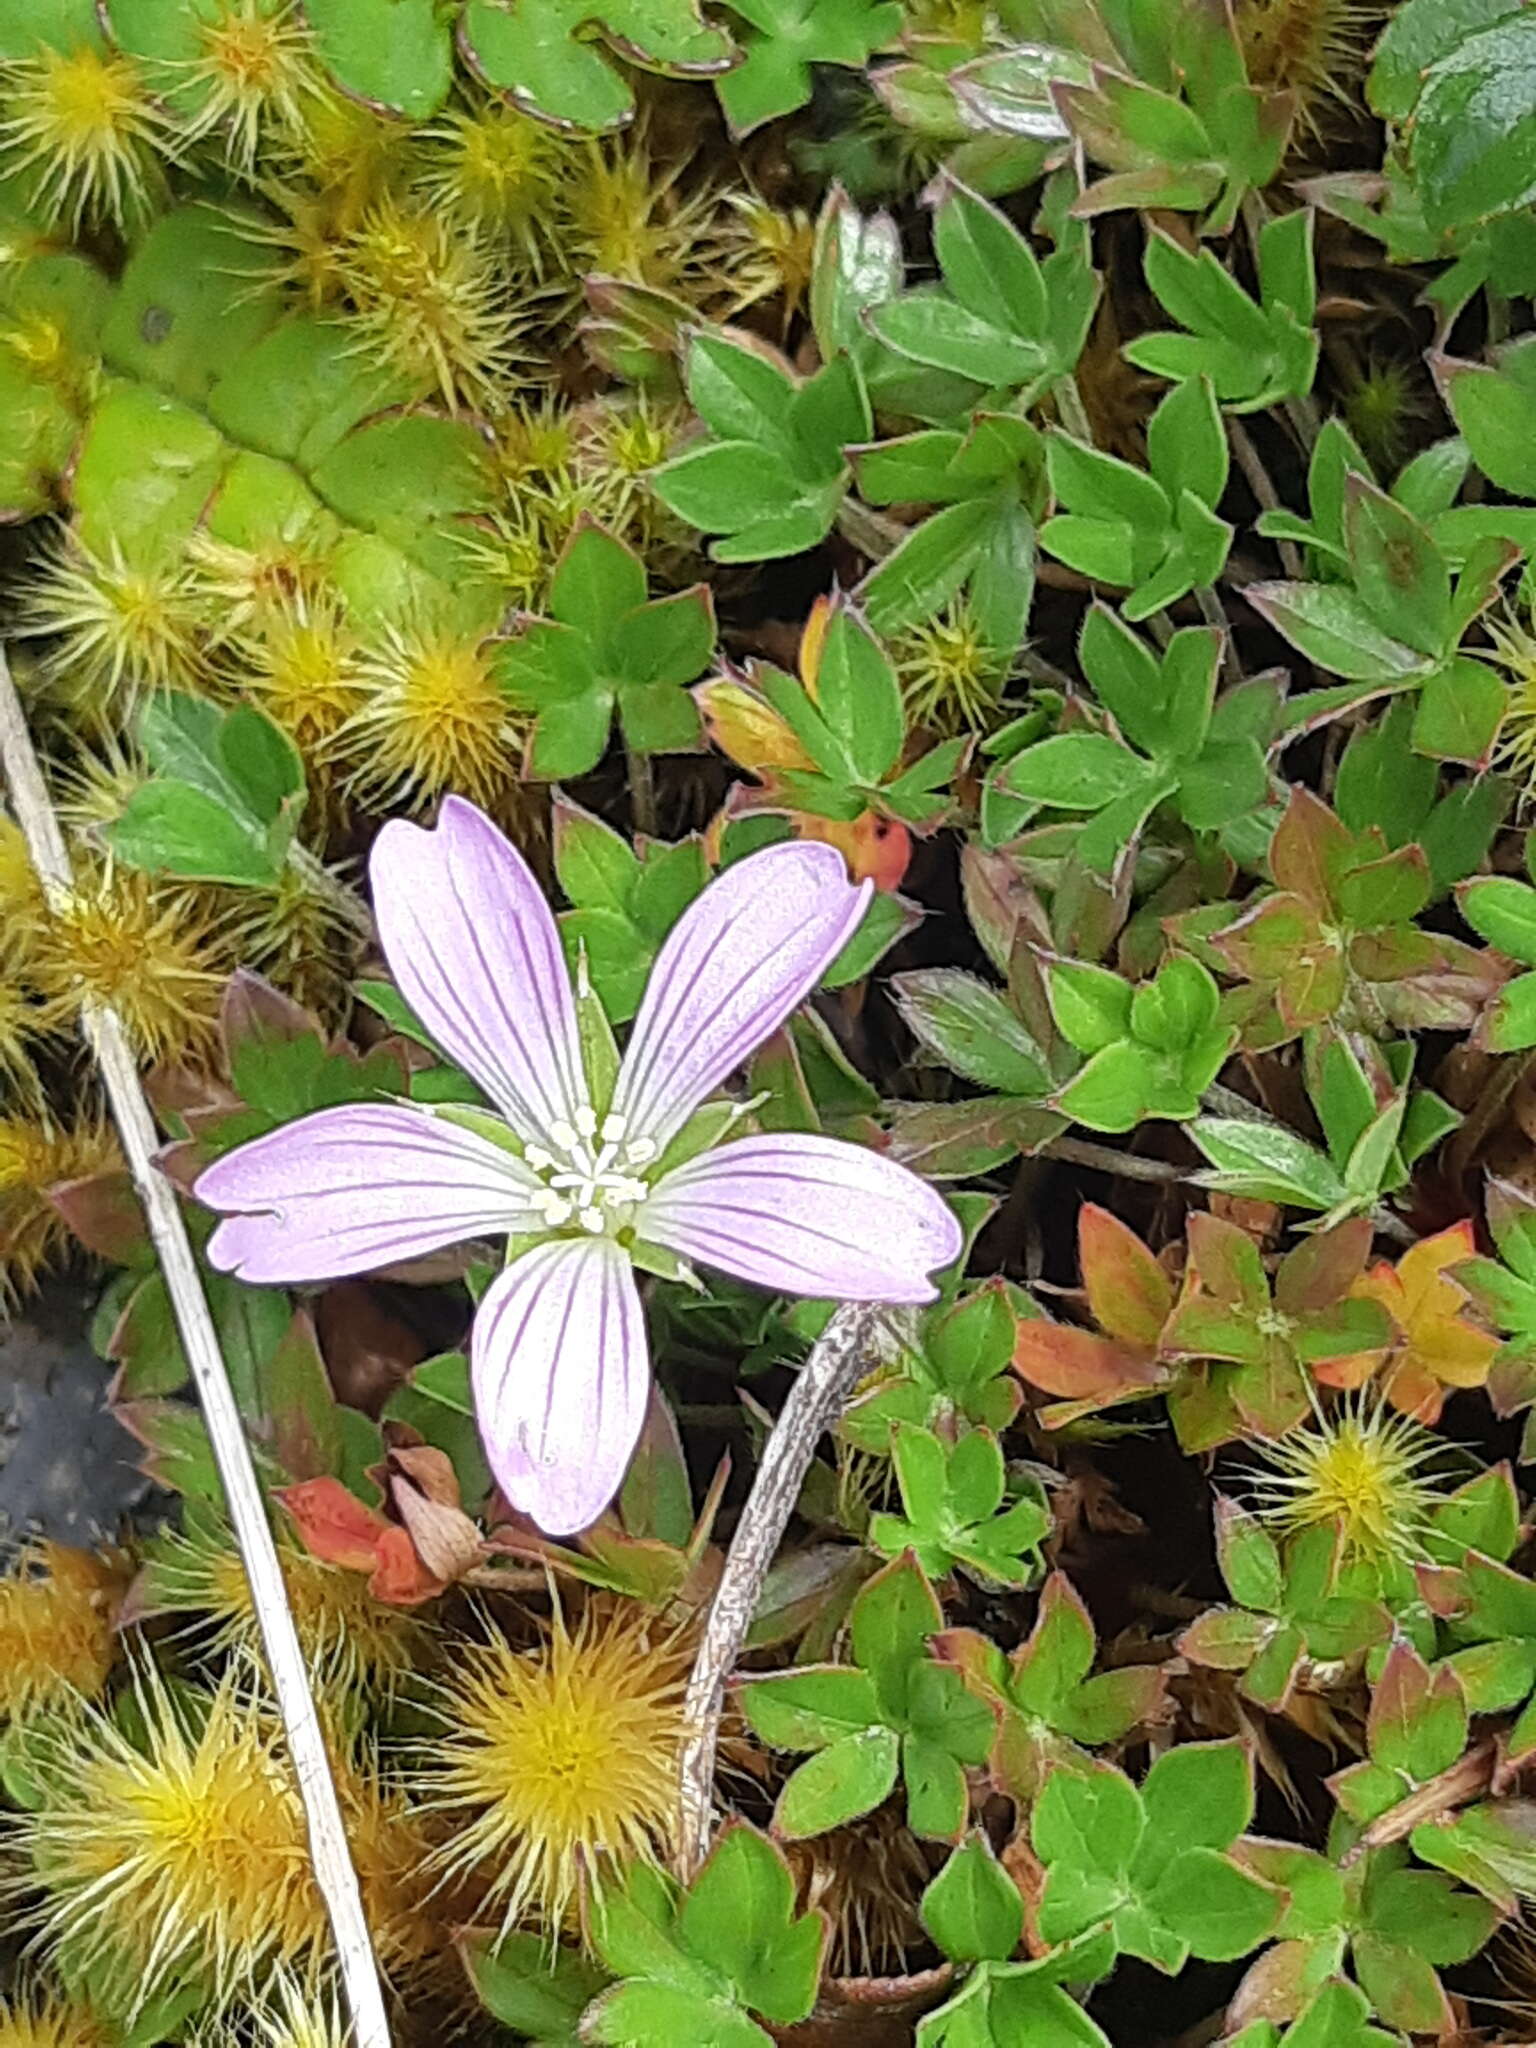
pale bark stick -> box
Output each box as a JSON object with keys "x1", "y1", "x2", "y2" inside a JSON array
[
  {"x1": 677, "y1": 1300, "x2": 883, "y2": 1876},
  {"x1": 0, "y1": 649, "x2": 392, "y2": 2048}
]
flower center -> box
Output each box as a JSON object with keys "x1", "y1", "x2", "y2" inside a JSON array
[{"x1": 523, "y1": 1107, "x2": 657, "y2": 1237}]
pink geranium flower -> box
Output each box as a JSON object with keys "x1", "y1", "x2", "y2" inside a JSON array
[{"x1": 195, "y1": 798, "x2": 961, "y2": 1535}]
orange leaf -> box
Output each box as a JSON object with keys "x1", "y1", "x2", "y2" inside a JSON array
[
  {"x1": 367, "y1": 1525, "x2": 446, "y2": 1606},
  {"x1": 1080, "y1": 1205, "x2": 1172, "y2": 1349},
  {"x1": 1013, "y1": 1323, "x2": 1161, "y2": 1401},
  {"x1": 796, "y1": 810, "x2": 912, "y2": 890},
  {"x1": 278, "y1": 1477, "x2": 392, "y2": 1574}
]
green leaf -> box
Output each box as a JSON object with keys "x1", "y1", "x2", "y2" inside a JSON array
[
  {"x1": 1413, "y1": 13, "x2": 1536, "y2": 231},
  {"x1": 920, "y1": 1833, "x2": 1025, "y2": 1964},
  {"x1": 1141, "y1": 1741, "x2": 1252, "y2": 1856},
  {"x1": 680, "y1": 1824, "x2": 825, "y2": 2025},
  {"x1": 893, "y1": 970, "x2": 1052, "y2": 1097},
  {"x1": 998, "y1": 733, "x2": 1149, "y2": 811},
  {"x1": 1246, "y1": 582, "x2": 1432, "y2": 683},
  {"x1": 1344, "y1": 476, "x2": 1450, "y2": 658},
  {"x1": 716, "y1": 0, "x2": 901, "y2": 134},
  {"x1": 1146, "y1": 375, "x2": 1227, "y2": 509},
  {"x1": 464, "y1": 1932, "x2": 608, "y2": 2037},
  {"x1": 774, "y1": 1726, "x2": 901, "y2": 1839},
  {"x1": 1411, "y1": 654, "x2": 1505, "y2": 764},
  {"x1": 303, "y1": 0, "x2": 455, "y2": 117},
  {"x1": 582, "y1": 1981, "x2": 771, "y2": 2047},
  {"x1": 1189, "y1": 1118, "x2": 1348, "y2": 1212},
  {"x1": 738, "y1": 1665, "x2": 882, "y2": 1751},
  {"x1": 1145, "y1": 1848, "x2": 1279, "y2": 1961},
  {"x1": 464, "y1": 0, "x2": 733, "y2": 132}
]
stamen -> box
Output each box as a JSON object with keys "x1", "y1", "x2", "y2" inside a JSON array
[
  {"x1": 574, "y1": 1104, "x2": 598, "y2": 1139},
  {"x1": 623, "y1": 1137, "x2": 656, "y2": 1166},
  {"x1": 524, "y1": 1144, "x2": 554, "y2": 1172},
  {"x1": 548, "y1": 1119, "x2": 579, "y2": 1152},
  {"x1": 579, "y1": 1206, "x2": 604, "y2": 1233},
  {"x1": 601, "y1": 1112, "x2": 627, "y2": 1144}
]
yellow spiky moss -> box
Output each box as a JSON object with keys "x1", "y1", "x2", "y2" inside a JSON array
[
  {"x1": 0, "y1": 1990, "x2": 114, "y2": 2048},
  {"x1": 28, "y1": 869, "x2": 230, "y2": 1063},
  {"x1": 186, "y1": 531, "x2": 336, "y2": 644},
  {"x1": 426, "y1": 1603, "x2": 691, "y2": 1935},
  {"x1": 0, "y1": 817, "x2": 45, "y2": 928},
  {"x1": 233, "y1": 592, "x2": 364, "y2": 754},
  {"x1": 15, "y1": 537, "x2": 213, "y2": 725},
  {"x1": 555, "y1": 133, "x2": 726, "y2": 300},
  {"x1": 11, "y1": 1665, "x2": 327, "y2": 2012},
  {"x1": 0, "y1": 1107, "x2": 121, "y2": 1302},
  {"x1": 1246, "y1": 1398, "x2": 1445, "y2": 1564},
  {"x1": 0, "y1": 42, "x2": 171, "y2": 231},
  {"x1": 716, "y1": 191, "x2": 816, "y2": 327},
  {"x1": 1486, "y1": 609, "x2": 1536, "y2": 796},
  {"x1": 227, "y1": 866, "x2": 362, "y2": 1016},
  {"x1": 337, "y1": 621, "x2": 525, "y2": 811},
  {"x1": 149, "y1": 1513, "x2": 430, "y2": 1700},
  {"x1": 412, "y1": 99, "x2": 562, "y2": 270},
  {"x1": 336, "y1": 194, "x2": 518, "y2": 413},
  {"x1": 340, "y1": 1751, "x2": 454, "y2": 1984},
  {"x1": 894, "y1": 598, "x2": 1009, "y2": 735},
  {"x1": 177, "y1": 0, "x2": 323, "y2": 174},
  {"x1": 0, "y1": 1542, "x2": 128, "y2": 1721},
  {"x1": 236, "y1": 1978, "x2": 350, "y2": 2048},
  {"x1": 784, "y1": 1807, "x2": 930, "y2": 1979},
  {"x1": 1236, "y1": 0, "x2": 1370, "y2": 127}
]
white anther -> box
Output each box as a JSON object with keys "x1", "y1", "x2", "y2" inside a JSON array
[
  {"x1": 548, "y1": 1119, "x2": 579, "y2": 1152},
  {"x1": 623, "y1": 1137, "x2": 657, "y2": 1166},
  {"x1": 579, "y1": 1206, "x2": 605, "y2": 1233},
  {"x1": 574, "y1": 1104, "x2": 599, "y2": 1139},
  {"x1": 524, "y1": 1144, "x2": 554, "y2": 1173},
  {"x1": 601, "y1": 1112, "x2": 627, "y2": 1144},
  {"x1": 533, "y1": 1190, "x2": 573, "y2": 1227}
]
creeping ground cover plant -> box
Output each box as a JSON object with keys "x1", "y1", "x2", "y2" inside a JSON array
[{"x1": 14, "y1": 0, "x2": 1536, "y2": 2042}]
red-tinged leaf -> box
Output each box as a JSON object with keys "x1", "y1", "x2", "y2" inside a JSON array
[
  {"x1": 1012, "y1": 1321, "x2": 1163, "y2": 1400},
  {"x1": 367, "y1": 1523, "x2": 446, "y2": 1606},
  {"x1": 1417, "y1": 1564, "x2": 1470, "y2": 1621},
  {"x1": 278, "y1": 1476, "x2": 393, "y2": 1574},
  {"x1": 1232, "y1": 1349, "x2": 1312, "y2": 1440},
  {"x1": 1177, "y1": 1608, "x2": 1270, "y2": 1671},
  {"x1": 1275, "y1": 1217, "x2": 1375, "y2": 1314},
  {"x1": 1079, "y1": 1204, "x2": 1173, "y2": 1348},
  {"x1": 1214, "y1": 893, "x2": 1320, "y2": 981},
  {"x1": 1348, "y1": 926, "x2": 1443, "y2": 983},
  {"x1": 47, "y1": 1169, "x2": 147, "y2": 1265},
  {"x1": 1185, "y1": 1212, "x2": 1268, "y2": 1310},
  {"x1": 263, "y1": 1310, "x2": 344, "y2": 1483},
  {"x1": 1269, "y1": 786, "x2": 1352, "y2": 912},
  {"x1": 1368, "y1": 1642, "x2": 1435, "y2": 1775}
]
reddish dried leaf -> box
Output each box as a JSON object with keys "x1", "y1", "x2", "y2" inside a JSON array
[
  {"x1": 278, "y1": 1476, "x2": 392, "y2": 1574},
  {"x1": 1186, "y1": 1212, "x2": 1268, "y2": 1310}
]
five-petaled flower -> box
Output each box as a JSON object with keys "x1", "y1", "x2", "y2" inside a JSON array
[{"x1": 195, "y1": 798, "x2": 961, "y2": 1534}]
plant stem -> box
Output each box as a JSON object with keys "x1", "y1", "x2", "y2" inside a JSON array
[
  {"x1": 676, "y1": 1301, "x2": 884, "y2": 1875},
  {"x1": 627, "y1": 742, "x2": 657, "y2": 839},
  {"x1": 1229, "y1": 417, "x2": 1303, "y2": 578},
  {"x1": 1044, "y1": 1135, "x2": 1183, "y2": 1183},
  {"x1": 0, "y1": 648, "x2": 394, "y2": 2048}
]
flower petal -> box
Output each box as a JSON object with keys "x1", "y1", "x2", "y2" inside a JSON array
[
  {"x1": 371, "y1": 795, "x2": 586, "y2": 1141},
  {"x1": 471, "y1": 1237, "x2": 649, "y2": 1537},
  {"x1": 197, "y1": 1103, "x2": 540, "y2": 1284},
  {"x1": 642, "y1": 1132, "x2": 961, "y2": 1306},
  {"x1": 612, "y1": 842, "x2": 871, "y2": 1149}
]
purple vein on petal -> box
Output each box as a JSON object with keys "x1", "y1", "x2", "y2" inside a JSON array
[
  {"x1": 371, "y1": 798, "x2": 586, "y2": 1142},
  {"x1": 613, "y1": 842, "x2": 871, "y2": 1148}
]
